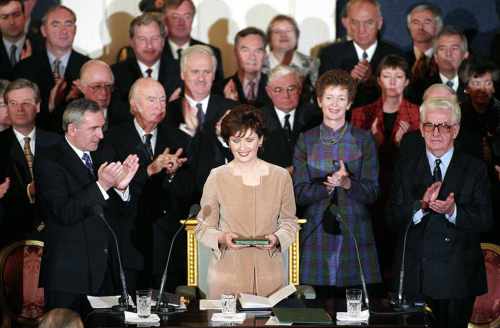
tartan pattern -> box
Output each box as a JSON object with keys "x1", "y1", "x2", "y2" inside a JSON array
[
  {"x1": 293, "y1": 123, "x2": 381, "y2": 286},
  {"x1": 351, "y1": 98, "x2": 420, "y2": 145}
]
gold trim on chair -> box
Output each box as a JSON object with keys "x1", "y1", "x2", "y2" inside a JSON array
[
  {"x1": 468, "y1": 243, "x2": 500, "y2": 328},
  {"x1": 182, "y1": 219, "x2": 306, "y2": 289}
]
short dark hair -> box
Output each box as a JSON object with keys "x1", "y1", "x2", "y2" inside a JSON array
[
  {"x1": 433, "y1": 25, "x2": 468, "y2": 54},
  {"x1": 0, "y1": 0, "x2": 24, "y2": 14},
  {"x1": 129, "y1": 12, "x2": 166, "y2": 39},
  {"x1": 62, "y1": 98, "x2": 100, "y2": 132},
  {"x1": 41, "y1": 5, "x2": 76, "y2": 25},
  {"x1": 376, "y1": 54, "x2": 410, "y2": 79},
  {"x1": 459, "y1": 56, "x2": 499, "y2": 84},
  {"x1": 163, "y1": 0, "x2": 195, "y2": 16},
  {"x1": 315, "y1": 69, "x2": 357, "y2": 102},
  {"x1": 221, "y1": 104, "x2": 265, "y2": 144},
  {"x1": 234, "y1": 27, "x2": 267, "y2": 48},
  {"x1": 4, "y1": 78, "x2": 41, "y2": 104}
]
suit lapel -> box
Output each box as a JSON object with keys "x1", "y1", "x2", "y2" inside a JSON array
[
  {"x1": 60, "y1": 141, "x2": 95, "y2": 185},
  {"x1": 412, "y1": 152, "x2": 433, "y2": 199},
  {"x1": 127, "y1": 59, "x2": 143, "y2": 81},
  {"x1": 438, "y1": 150, "x2": 462, "y2": 200},
  {"x1": 8, "y1": 129, "x2": 30, "y2": 184},
  {"x1": 345, "y1": 42, "x2": 359, "y2": 68}
]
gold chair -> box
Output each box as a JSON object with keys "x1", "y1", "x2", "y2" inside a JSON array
[
  {"x1": 468, "y1": 243, "x2": 500, "y2": 328},
  {"x1": 177, "y1": 219, "x2": 308, "y2": 299},
  {"x1": 0, "y1": 240, "x2": 45, "y2": 328}
]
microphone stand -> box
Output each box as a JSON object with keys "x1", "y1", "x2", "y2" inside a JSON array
[
  {"x1": 155, "y1": 205, "x2": 200, "y2": 316},
  {"x1": 94, "y1": 205, "x2": 131, "y2": 312}
]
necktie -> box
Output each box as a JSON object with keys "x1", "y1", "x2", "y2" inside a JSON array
[
  {"x1": 246, "y1": 80, "x2": 256, "y2": 102},
  {"x1": 82, "y1": 153, "x2": 94, "y2": 176},
  {"x1": 284, "y1": 114, "x2": 292, "y2": 140},
  {"x1": 362, "y1": 51, "x2": 368, "y2": 61},
  {"x1": 177, "y1": 49, "x2": 183, "y2": 61},
  {"x1": 145, "y1": 68, "x2": 153, "y2": 78},
  {"x1": 433, "y1": 158, "x2": 442, "y2": 182},
  {"x1": 9, "y1": 44, "x2": 17, "y2": 66},
  {"x1": 144, "y1": 133, "x2": 153, "y2": 160},
  {"x1": 196, "y1": 103, "x2": 204, "y2": 131},
  {"x1": 53, "y1": 59, "x2": 61, "y2": 79},
  {"x1": 23, "y1": 137, "x2": 34, "y2": 180},
  {"x1": 446, "y1": 80, "x2": 454, "y2": 89}
]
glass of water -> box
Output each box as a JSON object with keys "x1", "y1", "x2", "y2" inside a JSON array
[
  {"x1": 221, "y1": 293, "x2": 237, "y2": 313},
  {"x1": 136, "y1": 289, "x2": 152, "y2": 318},
  {"x1": 346, "y1": 288, "x2": 362, "y2": 317}
]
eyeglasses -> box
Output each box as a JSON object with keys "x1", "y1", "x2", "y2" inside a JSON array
[
  {"x1": 422, "y1": 122, "x2": 456, "y2": 134},
  {"x1": 87, "y1": 83, "x2": 114, "y2": 93},
  {"x1": 271, "y1": 85, "x2": 299, "y2": 95}
]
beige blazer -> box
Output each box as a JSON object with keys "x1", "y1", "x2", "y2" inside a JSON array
[{"x1": 195, "y1": 162, "x2": 298, "y2": 298}]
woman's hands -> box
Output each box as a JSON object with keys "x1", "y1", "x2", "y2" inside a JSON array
[{"x1": 218, "y1": 232, "x2": 279, "y2": 251}]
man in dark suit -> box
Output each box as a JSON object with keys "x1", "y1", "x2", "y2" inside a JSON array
[
  {"x1": 103, "y1": 78, "x2": 190, "y2": 292},
  {"x1": 162, "y1": 0, "x2": 224, "y2": 96},
  {"x1": 319, "y1": 0, "x2": 401, "y2": 108},
  {"x1": 14, "y1": 5, "x2": 89, "y2": 132},
  {"x1": 408, "y1": 26, "x2": 469, "y2": 104},
  {"x1": 218, "y1": 27, "x2": 270, "y2": 108},
  {"x1": 0, "y1": 79, "x2": 60, "y2": 248},
  {"x1": 112, "y1": 13, "x2": 177, "y2": 113},
  {"x1": 166, "y1": 44, "x2": 236, "y2": 200},
  {"x1": 387, "y1": 98, "x2": 493, "y2": 328},
  {"x1": 260, "y1": 65, "x2": 320, "y2": 171},
  {"x1": 0, "y1": 0, "x2": 42, "y2": 80},
  {"x1": 75, "y1": 60, "x2": 129, "y2": 129},
  {"x1": 35, "y1": 98, "x2": 139, "y2": 315}
]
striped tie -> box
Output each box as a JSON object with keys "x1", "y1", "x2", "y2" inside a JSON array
[{"x1": 23, "y1": 137, "x2": 34, "y2": 180}]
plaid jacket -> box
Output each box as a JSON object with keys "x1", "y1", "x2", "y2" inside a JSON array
[
  {"x1": 293, "y1": 123, "x2": 381, "y2": 286},
  {"x1": 351, "y1": 98, "x2": 420, "y2": 146}
]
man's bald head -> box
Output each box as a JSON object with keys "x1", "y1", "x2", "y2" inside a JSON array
[{"x1": 76, "y1": 60, "x2": 114, "y2": 109}]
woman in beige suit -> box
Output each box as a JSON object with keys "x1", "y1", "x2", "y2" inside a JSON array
[{"x1": 195, "y1": 105, "x2": 298, "y2": 299}]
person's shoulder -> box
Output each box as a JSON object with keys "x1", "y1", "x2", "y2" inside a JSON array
[
  {"x1": 350, "y1": 123, "x2": 373, "y2": 141},
  {"x1": 378, "y1": 39, "x2": 403, "y2": 54},
  {"x1": 191, "y1": 38, "x2": 222, "y2": 54}
]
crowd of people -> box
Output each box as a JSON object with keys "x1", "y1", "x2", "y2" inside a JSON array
[{"x1": 0, "y1": 0, "x2": 498, "y2": 327}]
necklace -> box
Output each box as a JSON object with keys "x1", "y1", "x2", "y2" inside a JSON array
[{"x1": 320, "y1": 123, "x2": 348, "y2": 145}]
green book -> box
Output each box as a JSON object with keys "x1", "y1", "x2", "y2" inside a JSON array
[{"x1": 272, "y1": 307, "x2": 333, "y2": 324}]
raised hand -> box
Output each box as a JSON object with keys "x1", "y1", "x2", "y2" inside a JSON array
[
  {"x1": 168, "y1": 87, "x2": 182, "y2": 103},
  {"x1": 115, "y1": 155, "x2": 140, "y2": 190},
  {"x1": 97, "y1": 162, "x2": 121, "y2": 191},
  {"x1": 20, "y1": 39, "x2": 32, "y2": 60},
  {"x1": 0, "y1": 177, "x2": 10, "y2": 199},
  {"x1": 324, "y1": 160, "x2": 351, "y2": 190},
  {"x1": 351, "y1": 60, "x2": 371, "y2": 81},
  {"x1": 422, "y1": 181, "x2": 441, "y2": 209},
  {"x1": 182, "y1": 98, "x2": 199, "y2": 133},
  {"x1": 429, "y1": 192, "x2": 455, "y2": 215},
  {"x1": 394, "y1": 120, "x2": 410, "y2": 145},
  {"x1": 223, "y1": 79, "x2": 239, "y2": 101},
  {"x1": 48, "y1": 78, "x2": 67, "y2": 112}
]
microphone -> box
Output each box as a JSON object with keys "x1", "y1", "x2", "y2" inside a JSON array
[
  {"x1": 93, "y1": 204, "x2": 131, "y2": 311},
  {"x1": 334, "y1": 210, "x2": 370, "y2": 311},
  {"x1": 155, "y1": 204, "x2": 200, "y2": 314},
  {"x1": 392, "y1": 200, "x2": 423, "y2": 312}
]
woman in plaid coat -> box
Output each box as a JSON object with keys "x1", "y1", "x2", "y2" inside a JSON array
[{"x1": 293, "y1": 69, "x2": 381, "y2": 293}]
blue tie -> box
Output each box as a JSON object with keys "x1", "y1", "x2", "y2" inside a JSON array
[{"x1": 82, "y1": 153, "x2": 94, "y2": 175}]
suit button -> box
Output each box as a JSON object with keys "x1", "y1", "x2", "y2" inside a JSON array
[
  {"x1": 444, "y1": 237, "x2": 451, "y2": 242},
  {"x1": 104, "y1": 248, "x2": 108, "y2": 254}
]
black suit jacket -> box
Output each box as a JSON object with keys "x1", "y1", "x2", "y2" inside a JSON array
[
  {"x1": 102, "y1": 121, "x2": 191, "y2": 277},
  {"x1": 387, "y1": 148, "x2": 493, "y2": 299},
  {"x1": 319, "y1": 40, "x2": 402, "y2": 107},
  {"x1": 162, "y1": 37, "x2": 224, "y2": 96},
  {"x1": 0, "y1": 128, "x2": 60, "y2": 246},
  {"x1": 35, "y1": 140, "x2": 128, "y2": 294},
  {"x1": 111, "y1": 56, "x2": 178, "y2": 113},
  {"x1": 14, "y1": 50, "x2": 90, "y2": 132},
  {"x1": 215, "y1": 73, "x2": 271, "y2": 108},
  {"x1": 260, "y1": 103, "x2": 321, "y2": 168},
  {"x1": 406, "y1": 72, "x2": 466, "y2": 105}
]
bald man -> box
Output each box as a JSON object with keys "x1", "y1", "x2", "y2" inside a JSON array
[
  {"x1": 102, "y1": 78, "x2": 191, "y2": 291},
  {"x1": 75, "y1": 59, "x2": 131, "y2": 129}
]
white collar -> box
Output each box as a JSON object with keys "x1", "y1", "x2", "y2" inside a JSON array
[
  {"x1": 168, "y1": 39, "x2": 190, "y2": 60},
  {"x1": 137, "y1": 59, "x2": 161, "y2": 79},
  {"x1": 133, "y1": 118, "x2": 158, "y2": 140},
  {"x1": 353, "y1": 41, "x2": 378, "y2": 62},
  {"x1": 185, "y1": 94, "x2": 210, "y2": 113}
]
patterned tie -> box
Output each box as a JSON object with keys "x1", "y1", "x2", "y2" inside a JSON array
[
  {"x1": 23, "y1": 137, "x2": 34, "y2": 180},
  {"x1": 284, "y1": 114, "x2": 292, "y2": 141},
  {"x1": 9, "y1": 44, "x2": 17, "y2": 66},
  {"x1": 446, "y1": 80, "x2": 454, "y2": 90},
  {"x1": 144, "y1": 133, "x2": 153, "y2": 160},
  {"x1": 362, "y1": 51, "x2": 368, "y2": 61},
  {"x1": 53, "y1": 59, "x2": 61, "y2": 79},
  {"x1": 145, "y1": 68, "x2": 153, "y2": 78},
  {"x1": 433, "y1": 158, "x2": 442, "y2": 182},
  {"x1": 177, "y1": 48, "x2": 183, "y2": 61},
  {"x1": 82, "y1": 153, "x2": 94, "y2": 176},
  {"x1": 246, "y1": 80, "x2": 256, "y2": 102},
  {"x1": 196, "y1": 103, "x2": 204, "y2": 131}
]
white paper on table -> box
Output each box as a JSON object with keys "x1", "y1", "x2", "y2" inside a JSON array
[
  {"x1": 211, "y1": 312, "x2": 246, "y2": 323},
  {"x1": 265, "y1": 316, "x2": 293, "y2": 326},
  {"x1": 336, "y1": 309, "x2": 370, "y2": 322},
  {"x1": 199, "y1": 299, "x2": 223, "y2": 310},
  {"x1": 239, "y1": 284, "x2": 296, "y2": 309},
  {"x1": 124, "y1": 311, "x2": 160, "y2": 324},
  {"x1": 86, "y1": 295, "x2": 135, "y2": 309}
]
